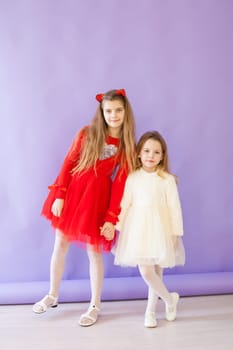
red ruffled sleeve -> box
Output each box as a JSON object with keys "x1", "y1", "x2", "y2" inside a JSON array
[{"x1": 48, "y1": 127, "x2": 87, "y2": 199}]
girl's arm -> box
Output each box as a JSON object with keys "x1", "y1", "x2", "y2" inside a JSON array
[
  {"x1": 165, "y1": 175, "x2": 183, "y2": 236},
  {"x1": 104, "y1": 166, "x2": 129, "y2": 225},
  {"x1": 48, "y1": 127, "x2": 86, "y2": 199},
  {"x1": 116, "y1": 175, "x2": 133, "y2": 231},
  {"x1": 101, "y1": 170, "x2": 132, "y2": 240}
]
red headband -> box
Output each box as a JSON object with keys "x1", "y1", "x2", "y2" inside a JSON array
[{"x1": 96, "y1": 89, "x2": 126, "y2": 102}]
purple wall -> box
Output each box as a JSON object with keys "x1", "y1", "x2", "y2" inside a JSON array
[{"x1": 1, "y1": 0, "x2": 233, "y2": 303}]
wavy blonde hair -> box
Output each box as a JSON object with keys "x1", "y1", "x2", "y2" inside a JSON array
[
  {"x1": 72, "y1": 90, "x2": 136, "y2": 174},
  {"x1": 136, "y1": 130, "x2": 176, "y2": 179}
]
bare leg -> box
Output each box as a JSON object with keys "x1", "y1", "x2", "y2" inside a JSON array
[
  {"x1": 32, "y1": 229, "x2": 70, "y2": 313},
  {"x1": 79, "y1": 245, "x2": 104, "y2": 326}
]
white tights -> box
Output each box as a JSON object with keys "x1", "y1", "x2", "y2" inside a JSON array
[
  {"x1": 48, "y1": 229, "x2": 103, "y2": 308},
  {"x1": 138, "y1": 264, "x2": 173, "y2": 312}
]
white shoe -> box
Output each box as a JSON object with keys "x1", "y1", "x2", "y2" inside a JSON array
[
  {"x1": 144, "y1": 311, "x2": 157, "y2": 328},
  {"x1": 32, "y1": 294, "x2": 58, "y2": 314},
  {"x1": 166, "y1": 292, "x2": 179, "y2": 321},
  {"x1": 78, "y1": 305, "x2": 100, "y2": 327}
]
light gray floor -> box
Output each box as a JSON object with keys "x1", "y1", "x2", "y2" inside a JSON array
[{"x1": 1, "y1": 294, "x2": 233, "y2": 350}]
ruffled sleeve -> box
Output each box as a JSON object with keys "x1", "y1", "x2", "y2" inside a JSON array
[
  {"x1": 165, "y1": 175, "x2": 183, "y2": 236},
  {"x1": 48, "y1": 127, "x2": 87, "y2": 199}
]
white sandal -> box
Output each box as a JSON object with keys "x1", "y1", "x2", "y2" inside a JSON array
[
  {"x1": 144, "y1": 311, "x2": 157, "y2": 328},
  {"x1": 32, "y1": 294, "x2": 58, "y2": 314},
  {"x1": 166, "y1": 292, "x2": 179, "y2": 321},
  {"x1": 78, "y1": 305, "x2": 100, "y2": 327}
]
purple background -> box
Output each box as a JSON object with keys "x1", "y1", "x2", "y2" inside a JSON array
[{"x1": 1, "y1": 0, "x2": 233, "y2": 304}]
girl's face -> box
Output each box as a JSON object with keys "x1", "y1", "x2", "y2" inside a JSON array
[
  {"x1": 139, "y1": 139, "x2": 163, "y2": 172},
  {"x1": 102, "y1": 99, "x2": 125, "y2": 136}
]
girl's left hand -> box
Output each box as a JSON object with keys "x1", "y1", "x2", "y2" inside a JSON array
[{"x1": 100, "y1": 222, "x2": 115, "y2": 241}]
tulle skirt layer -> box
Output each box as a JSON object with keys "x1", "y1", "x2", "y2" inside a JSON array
[
  {"x1": 113, "y1": 206, "x2": 185, "y2": 267},
  {"x1": 42, "y1": 170, "x2": 116, "y2": 252}
]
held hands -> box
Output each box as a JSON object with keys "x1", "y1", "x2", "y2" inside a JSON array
[
  {"x1": 100, "y1": 222, "x2": 115, "y2": 241},
  {"x1": 51, "y1": 198, "x2": 64, "y2": 217}
]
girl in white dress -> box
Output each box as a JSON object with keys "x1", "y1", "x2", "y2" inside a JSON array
[{"x1": 114, "y1": 131, "x2": 185, "y2": 328}]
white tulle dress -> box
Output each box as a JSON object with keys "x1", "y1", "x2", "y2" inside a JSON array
[{"x1": 113, "y1": 168, "x2": 185, "y2": 268}]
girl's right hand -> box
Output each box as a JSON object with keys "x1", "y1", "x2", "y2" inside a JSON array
[{"x1": 51, "y1": 198, "x2": 64, "y2": 217}]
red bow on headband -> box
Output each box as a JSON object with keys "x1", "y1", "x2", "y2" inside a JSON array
[{"x1": 96, "y1": 89, "x2": 126, "y2": 102}]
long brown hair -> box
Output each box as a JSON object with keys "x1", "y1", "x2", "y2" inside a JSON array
[
  {"x1": 136, "y1": 130, "x2": 174, "y2": 178},
  {"x1": 72, "y1": 90, "x2": 136, "y2": 174}
]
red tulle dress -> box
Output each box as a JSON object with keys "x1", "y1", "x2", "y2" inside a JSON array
[{"x1": 41, "y1": 127, "x2": 128, "y2": 252}]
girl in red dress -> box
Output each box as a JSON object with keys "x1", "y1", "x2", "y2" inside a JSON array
[{"x1": 32, "y1": 89, "x2": 136, "y2": 326}]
